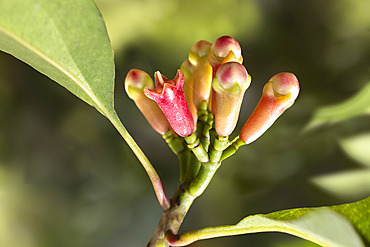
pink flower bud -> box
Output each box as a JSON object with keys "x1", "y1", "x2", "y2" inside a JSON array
[
  {"x1": 212, "y1": 62, "x2": 251, "y2": 137},
  {"x1": 239, "y1": 72, "x2": 300, "y2": 144},
  {"x1": 188, "y1": 40, "x2": 213, "y2": 109},
  {"x1": 144, "y1": 70, "x2": 195, "y2": 137},
  {"x1": 124, "y1": 69, "x2": 171, "y2": 135},
  {"x1": 208, "y1": 36, "x2": 243, "y2": 75}
]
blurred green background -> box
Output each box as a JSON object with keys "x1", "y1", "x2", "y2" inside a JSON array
[{"x1": 0, "y1": 0, "x2": 369, "y2": 246}]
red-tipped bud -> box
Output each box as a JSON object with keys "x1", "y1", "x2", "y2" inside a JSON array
[
  {"x1": 208, "y1": 36, "x2": 243, "y2": 75},
  {"x1": 125, "y1": 69, "x2": 171, "y2": 134},
  {"x1": 188, "y1": 40, "x2": 213, "y2": 109},
  {"x1": 239, "y1": 72, "x2": 300, "y2": 144},
  {"x1": 212, "y1": 62, "x2": 251, "y2": 137},
  {"x1": 144, "y1": 70, "x2": 195, "y2": 137}
]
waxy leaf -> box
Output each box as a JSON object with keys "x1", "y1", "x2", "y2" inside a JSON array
[
  {"x1": 169, "y1": 197, "x2": 369, "y2": 247},
  {"x1": 340, "y1": 133, "x2": 370, "y2": 167},
  {"x1": 0, "y1": 0, "x2": 114, "y2": 116},
  {"x1": 312, "y1": 170, "x2": 370, "y2": 200},
  {"x1": 0, "y1": 0, "x2": 169, "y2": 210},
  {"x1": 305, "y1": 82, "x2": 370, "y2": 130}
]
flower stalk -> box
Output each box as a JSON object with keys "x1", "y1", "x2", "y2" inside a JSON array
[
  {"x1": 196, "y1": 101, "x2": 208, "y2": 141},
  {"x1": 202, "y1": 112, "x2": 214, "y2": 152},
  {"x1": 184, "y1": 133, "x2": 209, "y2": 163},
  {"x1": 197, "y1": 101, "x2": 213, "y2": 152},
  {"x1": 162, "y1": 130, "x2": 190, "y2": 182}
]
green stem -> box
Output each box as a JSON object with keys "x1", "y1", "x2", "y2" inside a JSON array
[
  {"x1": 197, "y1": 101, "x2": 208, "y2": 140},
  {"x1": 178, "y1": 150, "x2": 190, "y2": 182},
  {"x1": 197, "y1": 101, "x2": 212, "y2": 152},
  {"x1": 220, "y1": 137, "x2": 245, "y2": 161},
  {"x1": 147, "y1": 185, "x2": 196, "y2": 247},
  {"x1": 202, "y1": 113, "x2": 214, "y2": 152},
  {"x1": 189, "y1": 162, "x2": 220, "y2": 197},
  {"x1": 183, "y1": 153, "x2": 201, "y2": 184},
  {"x1": 107, "y1": 111, "x2": 170, "y2": 211},
  {"x1": 162, "y1": 130, "x2": 190, "y2": 182},
  {"x1": 209, "y1": 135, "x2": 229, "y2": 163},
  {"x1": 148, "y1": 160, "x2": 221, "y2": 246},
  {"x1": 146, "y1": 111, "x2": 231, "y2": 246},
  {"x1": 162, "y1": 130, "x2": 186, "y2": 155},
  {"x1": 184, "y1": 133, "x2": 209, "y2": 163}
]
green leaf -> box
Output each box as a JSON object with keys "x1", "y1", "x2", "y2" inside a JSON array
[
  {"x1": 0, "y1": 0, "x2": 114, "y2": 115},
  {"x1": 305, "y1": 82, "x2": 370, "y2": 131},
  {"x1": 330, "y1": 197, "x2": 370, "y2": 245},
  {"x1": 339, "y1": 133, "x2": 370, "y2": 167},
  {"x1": 273, "y1": 240, "x2": 320, "y2": 247},
  {"x1": 311, "y1": 170, "x2": 370, "y2": 200},
  {"x1": 169, "y1": 197, "x2": 370, "y2": 247},
  {"x1": 0, "y1": 0, "x2": 168, "y2": 210}
]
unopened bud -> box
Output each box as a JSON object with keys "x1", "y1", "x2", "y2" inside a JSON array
[
  {"x1": 188, "y1": 40, "x2": 213, "y2": 109},
  {"x1": 125, "y1": 69, "x2": 171, "y2": 134},
  {"x1": 239, "y1": 72, "x2": 300, "y2": 144},
  {"x1": 180, "y1": 59, "x2": 197, "y2": 122},
  {"x1": 208, "y1": 36, "x2": 243, "y2": 75},
  {"x1": 212, "y1": 62, "x2": 251, "y2": 137}
]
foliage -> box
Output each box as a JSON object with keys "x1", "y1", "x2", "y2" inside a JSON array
[{"x1": 168, "y1": 197, "x2": 369, "y2": 247}]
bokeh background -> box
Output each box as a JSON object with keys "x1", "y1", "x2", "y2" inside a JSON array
[{"x1": 0, "y1": 0, "x2": 369, "y2": 246}]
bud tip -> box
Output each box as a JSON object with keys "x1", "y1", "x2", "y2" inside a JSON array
[{"x1": 211, "y1": 36, "x2": 242, "y2": 60}]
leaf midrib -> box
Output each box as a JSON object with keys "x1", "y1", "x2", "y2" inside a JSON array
[{"x1": 0, "y1": 24, "x2": 108, "y2": 115}]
